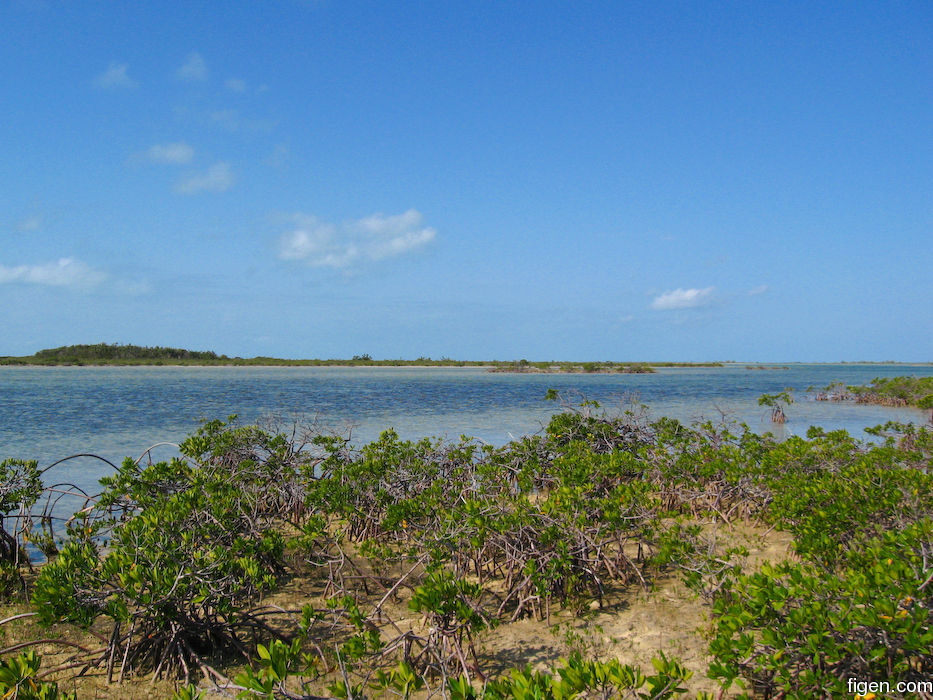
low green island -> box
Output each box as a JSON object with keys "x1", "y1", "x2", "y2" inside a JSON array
[{"x1": 0, "y1": 343, "x2": 724, "y2": 372}]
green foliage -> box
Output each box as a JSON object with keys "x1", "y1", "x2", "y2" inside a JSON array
[
  {"x1": 756, "y1": 390, "x2": 793, "y2": 408},
  {"x1": 294, "y1": 398, "x2": 933, "y2": 698},
  {"x1": 653, "y1": 522, "x2": 746, "y2": 601},
  {"x1": 23, "y1": 343, "x2": 221, "y2": 364},
  {"x1": 371, "y1": 661, "x2": 425, "y2": 699},
  {"x1": 234, "y1": 638, "x2": 306, "y2": 699},
  {"x1": 462, "y1": 653, "x2": 696, "y2": 700},
  {"x1": 31, "y1": 418, "x2": 302, "y2": 680},
  {"x1": 409, "y1": 569, "x2": 486, "y2": 632},
  {"x1": 0, "y1": 458, "x2": 42, "y2": 599},
  {"x1": 766, "y1": 446, "x2": 932, "y2": 567},
  {"x1": 848, "y1": 375, "x2": 933, "y2": 407},
  {"x1": 0, "y1": 651, "x2": 76, "y2": 700},
  {"x1": 13, "y1": 392, "x2": 933, "y2": 697},
  {"x1": 544, "y1": 395, "x2": 652, "y2": 454},
  {"x1": 0, "y1": 457, "x2": 42, "y2": 566},
  {"x1": 170, "y1": 685, "x2": 206, "y2": 700},
  {"x1": 0, "y1": 561, "x2": 24, "y2": 599},
  {"x1": 704, "y1": 423, "x2": 933, "y2": 699},
  {"x1": 0, "y1": 458, "x2": 42, "y2": 515},
  {"x1": 757, "y1": 390, "x2": 793, "y2": 423},
  {"x1": 709, "y1": 523, "x2": 933, "y2": 699}
]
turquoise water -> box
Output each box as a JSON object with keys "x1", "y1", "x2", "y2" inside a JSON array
[{"x1": 1, "y1": 364, "x2": 931, "y2": 498}]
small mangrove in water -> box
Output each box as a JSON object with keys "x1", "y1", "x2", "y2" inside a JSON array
[{"x1": 758, "y1": 389, "x2": 794, "y2": 423}]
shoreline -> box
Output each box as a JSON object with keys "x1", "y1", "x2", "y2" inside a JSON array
[{"x1": 2, "y1": 361, "x2": 931, "y2": 369}]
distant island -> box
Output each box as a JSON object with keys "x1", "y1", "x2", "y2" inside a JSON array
[
  {"x1": 0, "y1": 343, "x2": 724, "y2": 372},
  {"x1": 487, "y1": 359, "x2": 724, "y2": 373}
]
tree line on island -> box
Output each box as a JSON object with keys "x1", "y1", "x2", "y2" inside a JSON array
[{"x1": 0, "y1": 343, "x2": 723, "y2": 372}]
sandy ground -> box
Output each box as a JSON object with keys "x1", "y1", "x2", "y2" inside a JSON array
[{"x1": 1, "y1": 522, "x2": 795, "y2": 699}]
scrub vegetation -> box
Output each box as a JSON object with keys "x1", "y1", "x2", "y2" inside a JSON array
[
  {"x1": 1, "y1": 396, "x2": 931, "y2": 699},
  {"x1": 814, "y1": 376, "x2": 933, "y2": 422},
  {"x1": 847, "y1": 376, "x2": 933, "y2": 410}
]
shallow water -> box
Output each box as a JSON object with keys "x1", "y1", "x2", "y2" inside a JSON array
[{"x1": 1, "y1": 363, "x2": 931, "y2": 497}]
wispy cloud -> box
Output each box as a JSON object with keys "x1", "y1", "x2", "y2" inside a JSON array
[
  {"x1": 650, "y1": 287, "x2": 715, "y2": 310},
  {"x1": 0, "y1": 258, "x2": 106, "y2": 288},
  {"x1": 748, "y1": 284, "x2": 769, "y2": 296},
  {"x1": 16, "y1": 215, "x2": 42, "y2": 232},
  {"x1": 210, "y1": 109, "x2": 276, "y2": 134},
  {"x1": 211, "y1": 109, "x2": 240, "y2": 132},
  {"x1": 278, "y1": 209, "x2": 436, "y2": 269},
  {"x1": 177, "y1": 52, "x2": 208, "y2": 81},
  {"x1": 265, "y1": 144, "x2": 289, "y2": 168},
  {"x1": 225, "y1": 78, "x2": 247, "y2": 92},
  {"x1": 145, "y1": 142, "x2": 194, "y2": 165},
  {"x1": 112, "y1": 278, "x2": 152, "y2": 296},
  {"x1": 94, "y1": 62, "x2": 137, "y2": 89},
  {"x1": 175, "y1": 162, "x2": 235, "y2": 194}
]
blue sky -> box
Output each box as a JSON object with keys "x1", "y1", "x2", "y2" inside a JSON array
[{"x1": 2, "y1": 1, "x2": 931, "y2": 361}]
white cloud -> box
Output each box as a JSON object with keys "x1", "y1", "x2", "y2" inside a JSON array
[
  {"x1": 0, "y1": 258, "x2": 106, "y2": 288},
  {"x1": 177, "y1": 52, "x2": 208, "y2": 81},
  {"x1": 373, "y1": 228, "x2": 435, "y2": 260},
  {"x1": 277, "y1": 216, "x2": 336, "y2": 260},
  {"x1": 748, "y1": 284, "x2": 769, "y2": 296},
  {"x1": 650, "y1": 287, "x2": 715, "y2": 310},
  {"x1": 356, "y1": 209, "x2": 423, "y2": 236},
  {"x1": 94, "y1": 62, "x2": 137, "y2": 89},
  {"x1": 175, "y1": 162, "x2": 235, "y2": 195},
  {"x1": 225, "y1": 77, "x2": 246, "y2": 92},
  {"x1": 277, "y1": 209, "x2": 436, "y2": 269},
  {"x1": 146, "y1": 142, "x2": 194, "y2": 164}
]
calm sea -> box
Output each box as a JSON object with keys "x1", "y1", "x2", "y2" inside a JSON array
[{"x1": 1, "y1": 364, "x2": 932, "y2": 498}]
